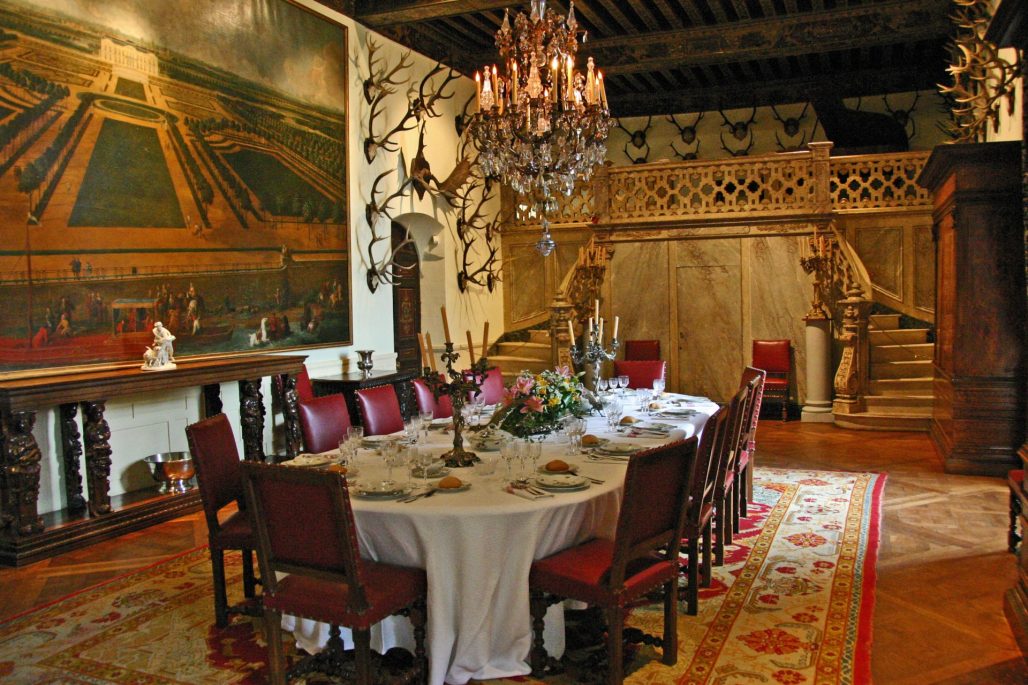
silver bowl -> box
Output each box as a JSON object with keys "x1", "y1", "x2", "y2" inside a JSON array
[{"x1": 143, "y1": 452, "x2": 196, "y2": 494}]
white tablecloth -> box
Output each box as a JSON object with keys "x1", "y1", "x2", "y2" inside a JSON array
[{"x1": 282, "y1": 392, "x2": 718, "y2": 685}]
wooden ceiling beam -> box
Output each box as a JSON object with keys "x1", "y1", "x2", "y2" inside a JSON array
[
  {"x1": 457, "y1": 0, "x2": 948, "y2": 76},
  {"x1": 354, "y1": 0, "x2": 515, "y2": 27},
  {"x1": 607, "y1": 62, "x2": 945, "y2": 116}
]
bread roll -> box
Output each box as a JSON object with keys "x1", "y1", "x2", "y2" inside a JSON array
[
  {"x1": 619, "y1": 416, "x2": 640, "y2": 425},
  {"x1": 581, "y1": 434, "x2": 601, "y2": 446},
  {"x1": 438, "y1": 475, "x2": 463, "y2": 489},
  {"x1": 545, "y1": 459, "x2": 570, "y2": 472},
  {"x1": 326, "y1": 464, "x2": 348, "y2": 475}
]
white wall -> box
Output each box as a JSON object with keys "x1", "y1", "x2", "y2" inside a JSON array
[
  {"x1": 985, "y1": 47, "x2": 1024, "y2": 143},
  {"x1": 31, "y1": 0, "x2": 505, "y2": 513}
]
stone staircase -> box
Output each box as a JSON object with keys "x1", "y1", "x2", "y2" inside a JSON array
[
  {"x1": 835, "y1": 313, "x2": 935, "y2": 431},
  {"x1": 489, "y1": 329, "x2": 551, "y2": 381}
]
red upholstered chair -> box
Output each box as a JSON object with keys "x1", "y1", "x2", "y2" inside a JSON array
[
  {"x1": 298, "y1": 394, "x2": 352, "y2": 454},
  {"x1": 184, "y1": 413, "x2": 258, "y2": 628},
  {"x1": 712, "y1": 384, "x2": 751, "y2": 566},
  {"x1": 612, "y1": 359, "x2": 667, "y2": 389},
  {"x1": 241, "y1": 463, "x2": 427, "y2": 685},
  {"x1": 734, "y1": 367, "x2": 766, "y2": 522},
  {"x1": 413, "y1": 376, "x2": 453, "y2": 419},
  {"x1": 295, "y1": 366, "x2": 316, "y2": 402},
  {"x1": 1009, "y1": 470, "x2": 1024, "y2": 554},
  {"x1": 623, "y1": 339, "x2": 661, "y2": 361},
  {"x1": 465, "y1": 366, "x2": 506, "y2": 405},
  {"x1": 356, "y1": 384, "x2": 404, "y2": 436},
  {"x1": 681, "y1": 406, "x2": 728, "y2": 615},
  {"x1": 529, "y1": 437, "x2": 697, "y2": 684},
  {"x1": 751, "y1": 339, "x2": 791, "y2": 421}
]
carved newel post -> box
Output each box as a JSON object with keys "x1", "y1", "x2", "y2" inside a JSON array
[
  {"x1": 2, "y1": 411, "x2": 45, "y2": 535},
  {"x1": 800, "y1": 225, "x2": 835, "y2": 422},
  {"x1": 81, "y1": 401, "x2": 113, "y2": 516}
]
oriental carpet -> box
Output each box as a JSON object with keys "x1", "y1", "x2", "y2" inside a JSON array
[{"x1": 0, "y1": 468, "x2": 883, "y2": 685}]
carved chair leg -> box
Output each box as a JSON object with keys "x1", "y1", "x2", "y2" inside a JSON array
[
  {"x1": 529, "y1": 590, "x2": 550, "y2": 677},
  {"x1": 264, "y1": 607, "x2": 286, "y2": 685},
  {"x1": 354, "y1": 628, "x2": 373, "y2": 685},
  {"x1": 662, "y1": 580, "x2": 677, "y2": 665},
  {"x1": 701, "y1": 521, "x2": 713, "y2": 588},
  {"x1": 604, "y1": 606, "x2": 626, "y2": 685},
  {"x1": 1010, "y1": 488, "x2": 1022, "y2": 554},
  {"x1": 410, "y1": 599, "x2": 428, "y2": 683},
  {"x1": 732, "y1": 482, "x2": 741, "y2": 535},
  {"x1": 242, "y1": 549, "x2": 257, "y2": 598},
  {"x1": 738, "y1": 464, "x2": 749, "y2": 518},
  {"x1": 685, "y1": 536, "x2": 699, "y2": 616},
  {"x1": 713, "y1": 505, "x2": 725, "y2": 567},
  {"x1": 780, "y1": 399, "x2": 787, "y2": 421},
  {"x1": 210, "y1": 547, "x2": 230, "y2": 628},
  {"x1": 722, "y1": 492, "x2": 734, "y2": 546}
]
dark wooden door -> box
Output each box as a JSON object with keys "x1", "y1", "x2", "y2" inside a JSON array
[{"x1": 391, "y1": 222, "x2": 421, "y2": 371}]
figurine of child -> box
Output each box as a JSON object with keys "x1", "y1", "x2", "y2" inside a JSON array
[{"x1": 142, "y1": 321, "x2": 177, "y2": 371}]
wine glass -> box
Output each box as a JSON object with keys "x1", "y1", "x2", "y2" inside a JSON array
[
  {"x1": 618, "y1": 375, "x2": 630, "y2": 394},
  {"x1": 566, "y1": 417, "x2": 587, "y2": 454},
  {"x1": 652, "y1": 377, "x2": 665, "y2": 400},
  {"x1": 524, "y1": 440, "x2": 542, "y2": 476},
  {"x1": 381, "y1": 440, "x2": 400, "y2": 484},
  {"x1": 596, "y1": 377, "x2": 609, "y2": 394},
  {"x1": 419, "y1": 409, "x2": 433, "y2": 438},
  {"x1": 500, "y1": 439, "x2": 519, "y2": 482},
  {"x1": 604, "y1": 397, "x2": 623, "y2": 432},
  {"x1": 415, "y1": 446, "x2": 434, "y2": 489},
  {"x1": 404, "y1": 417, "x2": 418, "y2": 444}
]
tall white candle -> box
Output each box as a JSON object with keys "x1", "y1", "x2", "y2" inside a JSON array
[
  {"x1": 594, "y1": 299, "x2": 600, "y2": 321},
  {"x1": 612, "y1": 316, "x2": 619, "y2": 341},
  {"x1": 567, "y1": 320, "x2": 575, "y2": 346}
]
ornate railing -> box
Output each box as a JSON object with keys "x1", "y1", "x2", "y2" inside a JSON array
[
  {"x1": 825, "y1": 225, "x2": 874, "y2": 412},
  {"x1": 829, "y1": 151, "x2": 932, "y2": 211}
]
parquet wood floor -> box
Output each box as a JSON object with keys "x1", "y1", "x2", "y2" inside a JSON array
[{"x1": 0, "y1": 422, "x2": 1024, "y2": 682}]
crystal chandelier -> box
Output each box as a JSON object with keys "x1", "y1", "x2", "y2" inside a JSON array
[{"x1": 468, "y1": 0, "x2": 613, "y2": 256}]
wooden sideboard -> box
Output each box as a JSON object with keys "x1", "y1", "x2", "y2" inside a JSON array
[
  {"x1": 917, "y1": 142, "x2": 1026, "y2": 477},
  {"x1": 0, "y1": 354, "x2": 306, "y2": 566},
  {"x1": 311, "y1": 368, "x2": 419, "y2": 426}
]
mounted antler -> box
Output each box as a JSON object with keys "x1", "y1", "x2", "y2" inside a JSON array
[
  {"x1": 667, "y1": 112, "x2": 703, "y2": 159},
  {"x1": 454, "y1": 93, "x2": 475, "y2": 137},
  {"x1": 771, "y1": 103, "x2": 810, "y2": 151},
  {"x1": 364, "y1": 170, "x2": 414, "y2": 292},
  {"x1": 455, "y1": 183, "x2": 501, "y2": 292},
  {"x1": 720, "y1": 105, "x2": 757, "y2": 141},
  {"x1": 616, "y1": 116, "x2": 653, "y2": 164},
  {"x1": 410, "y1": 62, "x2": 460, "y2": 122},
  {"x1": 882, "y1": 92, "x2": 919, "y2": 141},
  {"x1": 720, "y1": 130, "x2": 755, "y2": 157},
  {"x1": 363, "y1": 48, "x2": 415, "y2": 163}
]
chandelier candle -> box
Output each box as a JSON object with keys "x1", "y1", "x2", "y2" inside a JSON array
[{"x1": 468, "y1": 0, "x2": 613, "y2": 257}]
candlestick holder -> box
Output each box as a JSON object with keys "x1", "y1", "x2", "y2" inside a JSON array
[
  {"x1": 570, "y1": 330, "x2": 619, "y2": 392},
  {"x1": 423, "y1": 343, "x2": 489, "y2": 467}
]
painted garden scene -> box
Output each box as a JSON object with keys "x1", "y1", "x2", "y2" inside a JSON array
[{"x1": 0, "y1": 0, "x2": 349, "y2": 374}]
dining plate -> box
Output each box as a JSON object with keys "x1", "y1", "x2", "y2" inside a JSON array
[
  {"x1": 534, "y1": 473, "x2": 588, "y2": 489},
  {"x1": 282, "y1": 453, "x2": 336, "y2": 467},
  {"x1": 595, "y1": 442, "x2": 641, "y2": 455},
  {"x1": 362, "y1": 435, "x2": 399, "y2": 447},
  {"x1": 539, "y1": 464, "x2": 579, "y2": 475},
  {"x1": 354, "y1": 482, "x2": 411, "y2": 498},
  {"x1": 434, "y1": 480, "x2": 471, "y2": 493}
]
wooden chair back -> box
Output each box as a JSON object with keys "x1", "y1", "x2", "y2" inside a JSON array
[
  {"x1": 185, "y1": 413, "x2": 244, "y2": 529},
  {"x1": 241, "y1": 463, "x2": 370, "y2": 613},
  {"x1": 298, "y1": 394, "x2": 352, "y2": 453}
]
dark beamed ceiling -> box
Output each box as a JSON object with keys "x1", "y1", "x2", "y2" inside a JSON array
[{"x1": 338, "y1": 0, "x2": 952, "y2": 117}]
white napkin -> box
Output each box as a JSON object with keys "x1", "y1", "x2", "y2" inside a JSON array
[{"x1": 668, "y1": 428, "x2": 687, "y2": 442}]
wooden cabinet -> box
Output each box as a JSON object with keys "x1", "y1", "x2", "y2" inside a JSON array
[
  {"x1": 311, "y1": 368, "x2": 418, "y2": 426},
  {"x1": 917, "y1": 142, "x2": 1025, "y2": 476}
]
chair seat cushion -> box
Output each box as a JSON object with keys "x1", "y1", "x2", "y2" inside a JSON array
[
  {"x1": 212, "y1": 510, "x2": 254, "y2": 550},
  {"x1": 264, "y1": 561, "x2": 426, "y2": 630},
  {"x1": 530, "y1": 538, "x2": 676, "y2": 607},
  {"x1": 763, "y1": 378, "x2": 788, "y2": 390}
]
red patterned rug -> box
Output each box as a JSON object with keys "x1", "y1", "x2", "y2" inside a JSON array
[{"x1": 0, "y1": 468, "x2": 884, "y2": 684}]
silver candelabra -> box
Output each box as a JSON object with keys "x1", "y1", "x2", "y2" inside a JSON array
[{"x1": 570, "y1": 330, "x2": 619, "y2": 392}]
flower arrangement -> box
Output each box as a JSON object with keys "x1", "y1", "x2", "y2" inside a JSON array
[{"x1": 489, "y1": 366, "x2": 586, "y2": 438}]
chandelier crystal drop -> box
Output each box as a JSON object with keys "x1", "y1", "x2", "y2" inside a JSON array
[{"x1": 468, "y1": 0, "x2": 613, "y2": 256}]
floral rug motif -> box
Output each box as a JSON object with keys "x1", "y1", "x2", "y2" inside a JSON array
[{"x1": 0, "y1": 468, "x2": 883, "y2": 685}]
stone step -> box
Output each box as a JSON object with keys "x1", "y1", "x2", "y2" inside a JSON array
[
  {"x1": 869, "y1": 328, "x2": 929, "y2": 346},
  {"x1": 528, "y1": 329, "x2": 551, "y2": 345},
  {"x1": 871, "y1": 359, "x2": 934, "y2": 380},
  {"x1": 870, "y1": 377, "x2": 935, "y2": 395},
  {"x1": 489, "y1": 355, "x2": 549, "y2": 375},
  {"x1": 834, "y1": 410, "x2": 933, "y2": 432},
  {"x1": 495, "y1": 341, "x2": 550, "y2": 361},
  {"x1": 871, "y1": 343, "x2": 934, "y2": 363},
  {"x1": 869, "y1": 313, "x2": 901, "y2": 329},
  {"x1": 864, "y1": 394, "x2": 934, "y2": 411}
]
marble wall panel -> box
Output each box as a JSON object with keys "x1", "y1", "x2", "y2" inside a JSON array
[
  {"x1": 507, "y1": 243, "x2": 547, "y2": 323},
  {"x1": 609, "y1": 241, "x2": 670, "y2": 361},
  {"x1": 748, "y1": 235, "x2": 811, "y2": 403},
  {"x1": 914, "y1": 226, "x2": 935, "y2": 313},
  {"x1": 855, "y1": 227, "x2": 903, "y2": 298},
  {"x1": 674, "y1": 239, "x2": 744, "y2": 401}
]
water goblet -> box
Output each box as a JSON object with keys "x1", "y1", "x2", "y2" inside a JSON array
[
  {"x1": 524, "y1": 440, "x2": 542, "y2": 475},
  {"x1": 404, "y1": 417, "x2": 418, "y2": 444},
  {"x1": 604, "y1": 397, "x2": 623, "y2": 432},
  {"x1": 596, "y1": 377, "x2": 609, "y2": 394},
  {"x1": 566, "y1": 417, "x2": 586, "y2": 455},
  {"x1": 419, "y1": 409, "x2": 433, "y2": 438},
  {"x1": 347, "y1": 425, "x2": 364, "y2": 443},
  {"x1": 500, "y1": 439, "x2": 519, "y2": 482},
  {"x1": 618, "y1": 375, "x2": 630, "y2": 394},
  {"x1": 381, "y1": 440, "x2": 399, "y2": 484},
  {"x1": 652, "y1": 377, "x2": 665, "y2": 400}
]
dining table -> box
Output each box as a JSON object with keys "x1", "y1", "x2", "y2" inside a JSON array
[{"x1": 281, "y1": 390, "x2": 719, "y2": 685}]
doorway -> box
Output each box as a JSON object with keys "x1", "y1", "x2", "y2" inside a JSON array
[{"x1": 391, "y1": 221, "x2": 421, "y2": 371}]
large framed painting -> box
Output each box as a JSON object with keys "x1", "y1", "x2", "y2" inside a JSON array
[{"x1": 0, "y1": 0, "x2": 350, "y2": 377}]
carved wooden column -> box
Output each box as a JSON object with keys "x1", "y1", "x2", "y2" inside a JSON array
[
  {"x1": 202, "y1": 383, "x2": 223, "y2": 418},
  {"x1": 278, "y1": 374, "x2": 302, "y2": 459},
  {"x1": 238, "y1": 379, "x2": 266, "y2": 461},
  {"x1": 81, "y1": 401, "x2": 112, "y2": 516},
  {"x1": 550, "y1": 297, "x2": 576, "y2": 371},
  {"x1": 59, "y1": 404, "x2": 86, "y2": 513},
  {"x1": 1, "y1": 410, "x2": 44, "y2": 535}
]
